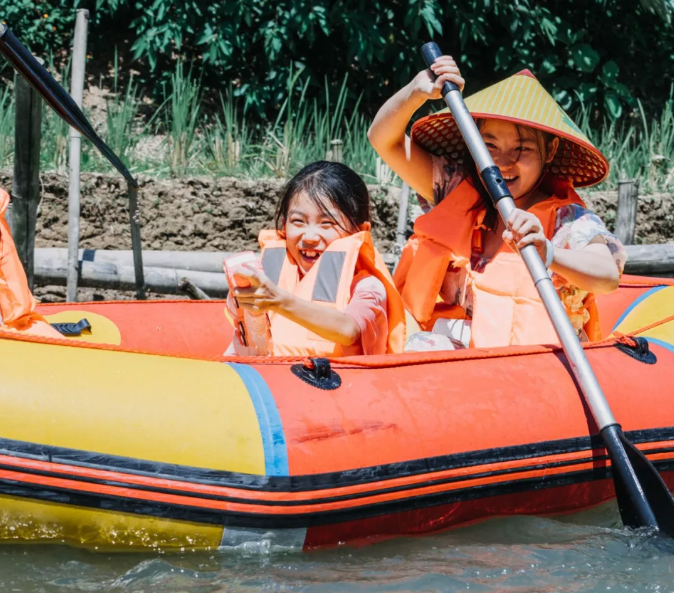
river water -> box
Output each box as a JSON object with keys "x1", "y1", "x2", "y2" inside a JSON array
[{"x1": 1, "y1": 502, "x2": 673, "y2": 592}]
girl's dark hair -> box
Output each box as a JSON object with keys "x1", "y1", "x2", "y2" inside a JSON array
[
  {"x1": 467, "y1": 120, "x2": 555, "y2": 230},
  {"x1": 275, "y1": 161, "x2": 370, "y2": 236}
]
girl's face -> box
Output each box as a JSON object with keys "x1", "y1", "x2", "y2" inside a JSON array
[
  {"x1": 284, "y1": 191, "x2": 370, "y2": 274},
  {"x1": 479, "y1": 119, "x2": 558, "y2": 200}
]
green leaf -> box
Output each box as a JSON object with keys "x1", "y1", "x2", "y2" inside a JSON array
[
  {"x1": 569, "y1": 43, "x2": 600, "y2": 73},
  {"x1": 539, "y1": 55, "x2": 560, "y2": 75},
  {"x1": 604, "y1": 90, "x2": 623, "y2": 119},
  {"x1": 495, "y1": 46, "x2": 510, "y2": 70},
  {"x1": 576, "y1": 82, "x2": 598, "y2": 103},
  {"x1": 553, "y1": 89, "x2": 574, "y2": 111},
  {"x1": 599, "y1": 60, "x2": 619, "y2": 87}
]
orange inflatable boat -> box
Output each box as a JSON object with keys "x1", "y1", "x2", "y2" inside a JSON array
[{"x1": 0, "y1": 274, "x2": 672, "y2": 550}]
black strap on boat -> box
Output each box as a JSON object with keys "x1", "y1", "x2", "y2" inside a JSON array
[
  {"x1": 50, "y1": 318, "x2": 92, "y2": 337},
  {"x1": 291, "y1": 358, "x2": 341, "y2": 390},
  {"x1": 614, "y1": 337, "x2": 657, "y2": 364}
]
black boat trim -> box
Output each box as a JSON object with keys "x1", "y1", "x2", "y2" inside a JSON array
[
  {"x1": 2, "y1": 460, "x2": 674, "y2": 528},
  {"x1": 0, "y1": 427, "x2": 673, "y2": 493}
]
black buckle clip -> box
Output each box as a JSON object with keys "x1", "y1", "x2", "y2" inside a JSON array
[{"x1": 291, "y1": 357, "x2": 342, "y2": 390}]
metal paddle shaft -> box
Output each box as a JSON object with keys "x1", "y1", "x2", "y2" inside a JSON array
[
  {"x1": 0, "y1": 24, "x2": 137, "y2": 188},
  {"x1": 421, "y1": 41, "x2": 674, "y2": 535}
]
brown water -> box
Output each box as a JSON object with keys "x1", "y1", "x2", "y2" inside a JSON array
[{"x1": 2, "y1": 502, "x2": 674, "y2": 592}]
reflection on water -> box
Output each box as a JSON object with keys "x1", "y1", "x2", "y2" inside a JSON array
[{"x1": 2, "y1": 502, "x2": 674, "y2": 593}]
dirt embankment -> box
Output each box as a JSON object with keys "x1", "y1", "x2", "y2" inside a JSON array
[
  {"x1": 1, "y1": 171, "x2": 672, "y2": 301},
  {"x1": 0, "y1": 171, "x2": 403, "y2": 301}
]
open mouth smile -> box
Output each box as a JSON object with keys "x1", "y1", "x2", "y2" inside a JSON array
[{"x1": 299, "y1": 249, "x2": 322, "y2": 263}]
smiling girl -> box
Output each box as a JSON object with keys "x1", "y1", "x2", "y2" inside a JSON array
[
  {"x1": 225, "y1": 161, "x2": 405, "y2": 357},
  {"x1": 368, "y1": 57, "x2": 625, "y2": 349}
]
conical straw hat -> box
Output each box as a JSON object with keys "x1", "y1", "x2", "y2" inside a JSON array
[{"x1": 410, "y1": 70, "x2": 609, "y2": 187}]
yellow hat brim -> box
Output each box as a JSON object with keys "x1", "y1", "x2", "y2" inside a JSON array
[{"x1": 411, "y1": 71, "x2": 609, "y2": 188}]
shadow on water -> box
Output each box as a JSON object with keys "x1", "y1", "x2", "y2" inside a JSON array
[{"x1": 2, "y1": 502, "x2": 674, "y2": 593}]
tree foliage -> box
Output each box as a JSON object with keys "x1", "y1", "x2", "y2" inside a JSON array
[{"x1": 2, "y1": 0, "x2": 673, "y2": 121}]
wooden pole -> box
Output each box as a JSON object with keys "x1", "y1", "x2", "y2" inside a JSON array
[
  {"x1": 396, "y1": 182, "x2": 410, "y2": 249},
  {"x1": 66, "y1": 8, "x2": 89, "y2": 302},
  {"x1": 392, "y1": 182, "x2": 410, "y2": 273},
  {"x1": 10, "y1": 65, "x2": 43, "y2": 290},
  {"x1": 127, "y1": 182, "x2": 146, "y2": 299},
  {"x1": 34, "y1": 259, "x2": 229, "y2": 297},
  {"x1": 327, "y1": 139, "x2": 343, "y2": 163},
  {"x1": 615, "y1": 179, "x2": 639, "y2": 245}
]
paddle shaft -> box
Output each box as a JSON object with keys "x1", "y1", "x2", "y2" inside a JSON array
[
  {"x1": 420, "y1": 42, "x2": 659, "y2": 529},
  {"x1": 0, "y1": 24, "x2": 137, "y2": 188}
]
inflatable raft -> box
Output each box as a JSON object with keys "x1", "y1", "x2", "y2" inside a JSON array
[{"x1": 0, "y1": 275, "x2": 673, "y2": 550}]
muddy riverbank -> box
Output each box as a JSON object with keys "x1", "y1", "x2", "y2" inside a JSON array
[{"x1": 1, "y1": 171, "x2": 672, "y2": 301}]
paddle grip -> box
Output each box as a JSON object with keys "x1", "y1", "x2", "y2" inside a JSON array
[{"x1": 420, "y1": 42, "x2": 459, "y2": 97}]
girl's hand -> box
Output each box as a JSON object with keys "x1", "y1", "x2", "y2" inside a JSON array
[
  {"x1": 412, "y1": 55, "x2": 465, "y2": 100},
  {"x1": 232, "y1": 264, "x2": 288, "y2": 313},
  {"x1": 503, "y1": 209, "x2": 551, "y2": 263}
]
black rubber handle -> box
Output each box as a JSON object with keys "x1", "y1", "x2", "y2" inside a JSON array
[{"x1": 420, "y1": 41, "x2": 459, "y2": 97}]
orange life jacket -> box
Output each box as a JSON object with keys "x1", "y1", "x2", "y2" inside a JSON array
[
  {"x1": 258, "y1": 230, "x2": 406, "y2": 356},
  {"x1": 0, "y1": 188, "x2": 62, "y2": 339},
  {"x1": 394, "y1": 177, "x2": 602, "y2": 347}
]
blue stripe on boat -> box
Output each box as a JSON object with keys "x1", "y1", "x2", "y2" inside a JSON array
[
  {"x1": 612, "y1": 286, "x2": 667, "y2": 331},
  {"x1": 226, "y1": 363, "x2": 289, "y2": 477},
  {"x1": 645, "y1": 338, "x2": 674, "y2": 356}
]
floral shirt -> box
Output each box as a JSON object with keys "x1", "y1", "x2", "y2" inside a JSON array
[{"x1": 429, "y1": 156, "x2": 627, "y2": 337}]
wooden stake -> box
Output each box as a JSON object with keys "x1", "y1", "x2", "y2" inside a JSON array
[
  {"x1": 127, "y1": 181, "x2": 146, "y2": 299},
  {"x1": 615, "y1": 179, "x2": 639, "y2": 245},
  {"x1": 66, "y1": 8, "x2": 89, "y2": 302},
  {"x1": 10, "y1": 65, "x2": 43, "y2": 290},
  {"x1": 392, "y1": 182, "x2": 410, "y2": 273},
  {"x1": 327, "y1": 139, "x2": 343, "y2": 163}
]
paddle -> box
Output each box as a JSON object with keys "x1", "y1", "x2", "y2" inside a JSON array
[
  {"x1": 0, "y1": 24, "x2": 137, "y2": 188},
  {"x1": 421, "y1": 41, "x2": 674, "y2": 536}
]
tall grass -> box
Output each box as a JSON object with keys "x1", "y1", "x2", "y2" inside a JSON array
[
  {"x1": 204, "y1": 85, "x2": 253, "y2": 176},
  {"x1": 40, "y1": 59, "x2": 71, "y2": 174},
  {"x1": 0, "y1": 66, "x2": 672, "y2": 192},
  {"x1": 0, "y1": 84, "x2": 14, "y2": 167},
  {"x1": 576, "y1": 91, "x2": 674, "y2": 192},
  {"x1": 104, "y1": 50, "x2": 141, "y2": 166},
  {"x1": 163, "y1": 62, "x2": 202, "y2": 177}
]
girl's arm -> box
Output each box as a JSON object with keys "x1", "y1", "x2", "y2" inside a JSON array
[
  {"x1": 232, "y1": 268, "x2": 361, "y2": 346},
  {"x1": 367, "y1": 57, "x2": 464, "y2": 201},
  {"x1": 550, "y1": 240, "x2": 620, "y2": 294},
  {"x1": 505, "y1": 210, "x2": 620, "y2": 293}
]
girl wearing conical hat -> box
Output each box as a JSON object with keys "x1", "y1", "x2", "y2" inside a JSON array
[{"x1": 369, "y1": 56, "x2": 626, "y2": 350}]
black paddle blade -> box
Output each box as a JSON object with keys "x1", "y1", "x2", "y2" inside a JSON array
[
  {"x1": 0, "y1": 24, "x2": 137, "y2": 188},
  {"x1": 604, "y1": 425, "x2": 674, "y2": 536}
]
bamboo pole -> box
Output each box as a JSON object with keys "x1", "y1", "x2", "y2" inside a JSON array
[
  {"x1": 66, "y1": 9, "x2": 89, "y2": 302},
  {"x1": 36, "y1": 247, "x2": 232, "y2": 273},
  {"x1": 10, "y1": 63, "x2": 43, "y2": 290},
  {"x1": 615, "y1": 179, "x2": 639, "y2": 245},
  {"x1": 392, "y1": 182, "x2": 410, "y2": 273},
  {"x1": 34, "y1": 258, "x2": 228, "y2": 296},
  {"x1": 327, "y1": 139, "x2": 343, "y2": 163},
  {"x1": 128, "y1": 182, "x2": 146, "y2": 299}
]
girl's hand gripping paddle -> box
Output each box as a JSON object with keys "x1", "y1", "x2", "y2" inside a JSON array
[{"x1": 420, "y1": 41, "x2": 674, "y2": 536}]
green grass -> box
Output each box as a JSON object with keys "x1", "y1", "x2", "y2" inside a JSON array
[
  {"x1": 0, "y1": 64, "x2": 672, "y2": 193},
  {"x1": 576, "y1": 90, "x2": 674, "y2": 193}
]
